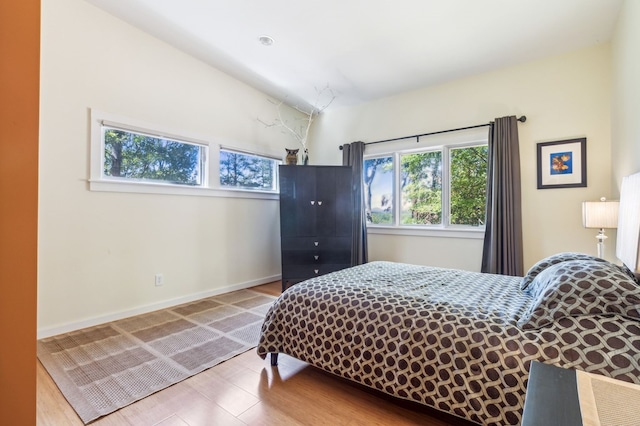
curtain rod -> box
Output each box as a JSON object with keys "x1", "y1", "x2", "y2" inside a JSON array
[{"x1": 339, "y1": 116, "x2": 527, "y2": 150}]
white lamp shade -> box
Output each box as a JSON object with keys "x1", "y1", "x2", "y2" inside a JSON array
[{"x1": 582, "y1": 200, "x2": 619, "y2": 229}]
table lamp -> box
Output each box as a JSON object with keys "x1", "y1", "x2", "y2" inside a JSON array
[{"x1": 582, "y1": 197, "x2": 619, "y2": 258}]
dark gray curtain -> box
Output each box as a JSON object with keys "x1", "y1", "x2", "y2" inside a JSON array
[
  {"x1": 481, "y1": 116, "x2": 524, "y2": 276},
  {"x1": 342, "y1": 142, "x2": 368, "y2": 265}
]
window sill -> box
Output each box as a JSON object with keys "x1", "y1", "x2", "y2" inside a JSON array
[
  {"x1": 89, "y1": 179, "x2": 279, "y2": 200},
  {"x1": 367, "y1": 225, "x2": 485, "y2": 239}
]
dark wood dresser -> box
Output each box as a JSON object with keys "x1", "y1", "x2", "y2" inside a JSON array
[{"x1": 279, "y1": 165, "x2": 354, "y2": 291}]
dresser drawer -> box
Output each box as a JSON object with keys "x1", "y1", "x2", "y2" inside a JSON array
[
  {"x1": 281, "y1": 237, "x2": 351, "y2": 250},
  {"x1": 282, "y1": 263, "x2": 352, "y2": 280},
  {"x1": 281, "y1": 249, "x2": 351, "y2": 265}
]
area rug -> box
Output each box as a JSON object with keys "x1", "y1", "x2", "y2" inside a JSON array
[{"x1": 37, "y1": 289, "x2": 276, "y2": 424}]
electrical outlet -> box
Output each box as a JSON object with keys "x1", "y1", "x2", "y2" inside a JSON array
[{"x1": 154, "y1": 273, "x2": 164, "y2": 286}]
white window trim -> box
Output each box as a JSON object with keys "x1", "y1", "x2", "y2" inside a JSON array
[
  {"x1": 367, "y1": 225, "x2": 485, "y2": 239},
  {"x1": 89, "y1": 109, "x2": 280, "y2": 200},
  {"x1": 218, "y1": 146, "x2": 282, "y2": 192},
  {"x1": 364, "y1": 139, "x2": 488, "y2": 238}
]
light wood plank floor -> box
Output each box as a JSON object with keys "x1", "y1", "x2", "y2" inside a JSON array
[{"x1": 37, "y1": 282, "x2": 470, "y2": 426}]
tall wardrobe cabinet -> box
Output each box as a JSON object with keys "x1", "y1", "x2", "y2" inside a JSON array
[{"x1": 279, "y1": 165, "x2": 354, "y2": 291}]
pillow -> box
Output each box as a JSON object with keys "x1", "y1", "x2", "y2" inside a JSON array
[
  {"x1": 517, "y1": 260, "x2": 640, "y2": 330},
  {"x1": 520, "y1": 252, "x2": 607, "y2": 291}
]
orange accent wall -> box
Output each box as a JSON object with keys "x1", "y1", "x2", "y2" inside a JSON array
[{"x1": 0, "y1": 1, "x2": 39, "y2": 423}]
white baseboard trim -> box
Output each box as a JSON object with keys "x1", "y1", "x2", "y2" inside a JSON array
[{"x1": 37, "y1": 274, "x2": 281, "y2": 339}]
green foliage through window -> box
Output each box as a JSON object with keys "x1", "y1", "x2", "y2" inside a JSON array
[
  {"x1": 401, "y1": 151, "x2": 442, "y2": 225},
  {"x1": 363, "y1": 144, "x2": 487, "y2": 228},
  {"x1": 219, "y1": 149, "x2": 279, "y2": 191},
  {"x1": 103, "y1": 127, "x2": 205, "y2": 186},
  {"x1": 363, "y1": 157, "x2": 394, "y2": 224},
  {"x1": 450, "y1": 146, "x2": 488, "y2": 226}
]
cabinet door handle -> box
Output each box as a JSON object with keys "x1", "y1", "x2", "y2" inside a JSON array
[
  {"x1": 314, "y1": 269, "x2": 319, "y2": 274},
  {"x1": 317, "y1": 201, "x2": 323, "y2": 206},
  {"x1": 314, "y1": 255, "x2": 319, "y2": 260},
  {"x1": 314, "y1": 241, "x2": 319, "y2": 246},
  {"x1": 310, "y1": 200, "x2": 315, "y2": 205}
]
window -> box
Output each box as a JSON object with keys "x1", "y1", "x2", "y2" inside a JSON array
[
  {"x1": 449, "y1": 145, "x2": 488, "y2": 226},
  {"x1": 364, "y1": 156, "x2": 394, "y2": 224},
  {"x1": 90, "y1": 109, "x2": 280, "y2": 200},
  {"x1": 102, "y1": 126, "x2": 206, "y2": 186},
  {"x1": 364, "y1": 142, "x2": 488, "y2": 232},
  {"x1": 400, "y1": 151, "x2": 443, "y2": 225},
  {"x1": 219, "y1": 148, "x2": 280, "y2": 191}
]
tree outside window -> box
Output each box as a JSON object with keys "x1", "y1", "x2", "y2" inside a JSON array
[
  {"x1": 103, "y1": 127, "x2": 204, "y2": 186},
  {"x1": 363, "y1": 157, "x2": 394, "y2": 224},
  {"x1": 219, "y1": 149, "x2": 279, "y2": 190},
  {"x1": 363, "y1": 143, "x2": 487, "y2": 228},
  {"x1": 450, "y1": 146, "x2": 488, "y2": 226},
  {"x1": 401, "y1": 151, "x2": 442, "y2": 225}
]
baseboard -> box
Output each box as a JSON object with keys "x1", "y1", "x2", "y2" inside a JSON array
[{"x1": 37, "y1": 274, "x2": 281, "y2": 339}]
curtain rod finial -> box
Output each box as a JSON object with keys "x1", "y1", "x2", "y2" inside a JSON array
[{"x1": 518, "y1": 116, "x2": 527, "y2": 123}]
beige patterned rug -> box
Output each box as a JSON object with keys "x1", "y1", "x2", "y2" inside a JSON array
[{"x1": 37, "y1": 289, "x2": 276, "y2": 424}]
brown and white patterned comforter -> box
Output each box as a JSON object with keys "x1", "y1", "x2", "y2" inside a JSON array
[{"x1": 257, "y1": 257, "x2": 640, "y2": 425}]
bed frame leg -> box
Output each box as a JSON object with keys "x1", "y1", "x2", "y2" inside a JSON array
[{"x1": 270, "y1": 353, "x2": 278, "y2": 366}]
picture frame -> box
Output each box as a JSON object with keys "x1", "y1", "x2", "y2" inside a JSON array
[{"x1": 536, "y1": 138, "x2": 586, "y2": 189}]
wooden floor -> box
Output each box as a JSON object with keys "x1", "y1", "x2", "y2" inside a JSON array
[{"x1": 37, "y1": 282, "x2": 467, "y2": 426}]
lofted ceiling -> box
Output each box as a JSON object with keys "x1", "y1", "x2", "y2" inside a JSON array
[{"x1": 85, "y1": 0, "x2": 622, "y2": 111}]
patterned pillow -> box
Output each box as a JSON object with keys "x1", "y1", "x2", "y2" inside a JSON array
[
  {"x1": 517, "y1": 260, "x2": 640, "y2": 330},
  {"x1": 520, "y1": 252, "x2": 607, "y2": 291},
  {"x1": 618, "y1": 263, "x2": 640, "y2": 284}
]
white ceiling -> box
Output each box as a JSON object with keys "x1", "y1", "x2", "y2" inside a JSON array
[{"x1": 85, "y1": 0, "x2": 622, "y2": 111}]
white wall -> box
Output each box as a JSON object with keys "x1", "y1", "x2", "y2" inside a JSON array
[
  {"x1": 38, "y1": 0, "x2": 302, "y2": 336},
  {"x1": 39, "y1": 0, "x2": 630, "y2": 335},
  {"x1": 311, "y1": 44, "x2": 614, "y2": 271},
  {"x1": 611, "y1": 0, "x2": 640, "y2": 189}
]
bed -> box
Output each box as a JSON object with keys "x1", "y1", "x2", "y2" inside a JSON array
[{"x1": 257, "y1": 173, "x2": 640, "y2": 425}]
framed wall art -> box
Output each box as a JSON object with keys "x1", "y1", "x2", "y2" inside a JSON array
[{"x1": 536, "y1": 138, "x2": 586, "y2": 189}]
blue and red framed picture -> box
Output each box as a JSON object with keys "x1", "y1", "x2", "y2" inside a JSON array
[{"x1": 537, "y1": 138, "x2": 586, "y2": 189}]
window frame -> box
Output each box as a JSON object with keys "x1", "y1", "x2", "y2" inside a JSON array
[
  {"x1": 89, "y1": 109, "x2": 280, "y2": 200},
  {"x1": 447, "y1": 142, "x2": 489, "y2": 229},
  {"x1": 100, "y1": 124, "x2": 208, "y2": 187},
  {"x1": 218, "y1": 146, "x2": 282, "y2": 192},
  {"x1": 399, "y1": 147, "x2": 445, "y2": 227},
  {"x1": 364, "y1": 139, "x2": 488, "y2": 239}
]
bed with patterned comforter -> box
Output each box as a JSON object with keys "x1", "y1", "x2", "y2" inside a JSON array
[{"x1": 257, "y1": 255, "x2": 640, "y2": 425}]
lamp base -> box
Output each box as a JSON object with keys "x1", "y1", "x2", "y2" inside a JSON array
[{"x1": 596, "y1": 229, "x2": 608, "y2": 259}]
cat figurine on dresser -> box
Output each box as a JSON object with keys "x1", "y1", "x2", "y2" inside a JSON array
[{"x1": 285, "y1": 148, "x2": 299, "y2": 165}]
